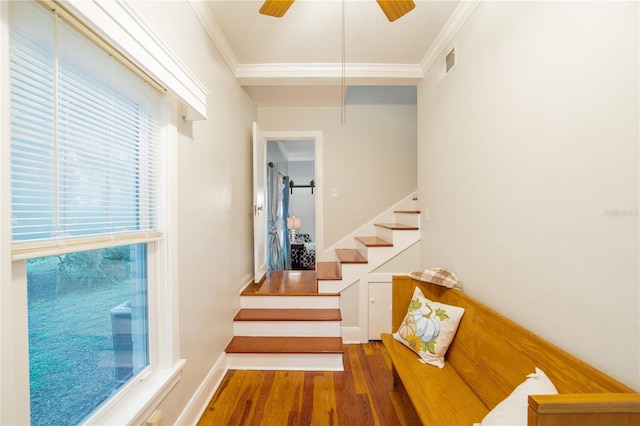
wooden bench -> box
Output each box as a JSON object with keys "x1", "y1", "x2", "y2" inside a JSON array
[{"x1": 381, "y1": 275, "x2": 640, "y2": 425}]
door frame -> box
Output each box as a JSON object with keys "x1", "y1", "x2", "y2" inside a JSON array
[{"x1": 263, "y1": 130, "x2": 324, "y2": 263}]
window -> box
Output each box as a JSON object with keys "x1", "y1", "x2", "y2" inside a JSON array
[
  {"x1": 10, "y1": 0, "x2": 162, "y2": 248},
  {"x1": 9, "y1": 1, "x2": 163, "y2": 423},
  {"x1": 27, "y1": 244, "x2": 148, "y2": 424}
]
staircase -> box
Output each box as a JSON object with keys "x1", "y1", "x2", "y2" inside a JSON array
[
  {"x1": 225, "y1": 195, "x2": 420, "y2": 371},
  {"x1": 317, "y1": 209, "x2": 420, "y2": 293},
  {"x1": 225, "y1": 271, "x2": 345, "y2": 371}
]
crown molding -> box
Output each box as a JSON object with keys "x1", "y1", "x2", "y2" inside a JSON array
[
  {"x1": 420, "y1": 0, "x2": 481, "y2": 76},
  {"x1": 189, "y1": 0, "x2": 480, "y2": 87},
  {"x1": 188, "y1": 0, "x2": 239, "y2": 74},
  {"x1": 235, "y1": 63, "x2": 424, "y2": 86},
  {"x1": 61, "y1": 0, "x2": 209, "y2": 120},
  {"x1": 187, "y1": 1, "x2": 423, "y2": 85}
]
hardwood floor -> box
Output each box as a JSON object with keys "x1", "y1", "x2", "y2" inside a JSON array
[{"x1": 198, "y1": 341, "x2": 421, "y2": 426}]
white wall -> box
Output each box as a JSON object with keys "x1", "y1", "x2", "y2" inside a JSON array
[
  {"x1": 259, "y1": 105, "x2": 418, "y2": 249},
  {"x1": 288, "y1": 161, "x2": 316, "y2": 241},
  {"x1": 267, "y1": 141, "x2": 289, "y2": 178},
  {"x1": 130, "y1": 2, "x2": 257, "y2": 422},
  {"x1": 374, "y1": 242, "x2": 420, "y2": 274},
  {"x1": 418, "y1": 1, "x2": 639, "y2": 389}
]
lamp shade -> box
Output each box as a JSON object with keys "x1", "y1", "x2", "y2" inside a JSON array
[{"x1": 287, "y1": 216, "x2": 301, "y2": 230}]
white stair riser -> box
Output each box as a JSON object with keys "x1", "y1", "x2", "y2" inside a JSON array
[
  {"x1": 226, "y1": 353, "x2": 344, "y2": 371},
  {"x1": 240, "y1": 295, "x2": 339, "y2": 309},
  {"x1": 394, "y1": 213, "x2": 420, "y2": 227},
  {"x1": 361, "y1": 246, "x2": 395, "y2": 266},
  {"x1": 323, "y1": 264, "x2": 368, "y2": 292},
  {"x1": 356, "y1": 244, "x2": 368, "y2": 258},
  {"x1": 389, "y1": 229, "x2": 420, "y2": 246},
  {"x1": 375, "y1": 226, "x2": 395, "y2": 241},
  {"x1": 233, "y1": 321, "x2": 341, "y2": 337},
  {"x1": 318, "y1": 280, "x2": 347, "y2": 294}
]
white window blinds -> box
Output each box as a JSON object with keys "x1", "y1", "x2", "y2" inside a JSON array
[{"x1": 10, "y1": 1, "x2": 163, "y2": 258}]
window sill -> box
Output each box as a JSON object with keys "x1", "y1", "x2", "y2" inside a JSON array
[{"x1": 83, "y1": 359, "x2": 187, "y2": 426}]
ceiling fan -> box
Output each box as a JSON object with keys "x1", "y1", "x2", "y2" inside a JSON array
[{"x1": 259, "y1": 0, "x2": 416, "y2": 22}]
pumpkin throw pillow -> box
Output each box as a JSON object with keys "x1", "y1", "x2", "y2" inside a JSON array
[{"x1": 393, "y1": 287, "x2": 465, "y2": 368}]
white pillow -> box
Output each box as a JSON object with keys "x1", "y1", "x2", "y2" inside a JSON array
[{"x1": 479, "y1": 368, "x2": 558, "y2": 425}]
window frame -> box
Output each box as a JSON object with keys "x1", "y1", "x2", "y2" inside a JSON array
[{"x1": 0, "y1": 1, "x2": 194, "y2": 424}]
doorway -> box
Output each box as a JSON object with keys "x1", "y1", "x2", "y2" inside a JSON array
[{"x1": 264, "y1": 131, "x2": 323, "y2": 271}]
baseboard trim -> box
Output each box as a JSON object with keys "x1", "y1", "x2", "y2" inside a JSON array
[
  {"x1": 175, "y1": 352, "x2": 227, "y2": 426},
  {"x1": 341, "y1": 326, "x2": 366, "y2": 344},
  {"x1": 238, "y1": 275, "x2": 254, "y2": 295},
  {"x1": 226, "y1": 353, "x2": 344, "y2": 371}
]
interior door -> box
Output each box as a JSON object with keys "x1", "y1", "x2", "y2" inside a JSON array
[{"x1": 252, "y1": 122, "x2": 267, "y2": 283}]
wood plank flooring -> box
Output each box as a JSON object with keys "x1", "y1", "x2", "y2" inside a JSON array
[{"x1": 198, "y1": 341, "x2": 421, "y2": 426}]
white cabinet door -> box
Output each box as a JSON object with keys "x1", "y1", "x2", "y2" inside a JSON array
[{"x1": 368, "y1": 281, "x2": 392, "y2": 340}]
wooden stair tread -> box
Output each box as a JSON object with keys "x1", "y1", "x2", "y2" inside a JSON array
[
  {"x1": 226, "y1": 336, "x2": 344, "y2": 354},
  {"x1": 241, "y1": 291, "x2": 330, "y2": 296},
  {"x1": 336, "y1": 249, "x2": 368, "y2": 264},
  {"x1": 242, "y1": 270, "x2": 320, "y2": 295},
  {"x1": 355, "y1": 236, "x2": 393, "y2": 247},
  {"x1": 316, "y1": 262, "x2": 342, "y2": 280},
  {"x1": 374, "y1": 222, "x2": 419, "y2": 230},
  {"x1": 394, "y1": 210, "x2": 420, "y2": 214},
  {"x1": 234, "y1": 308, "x2": 342, "y2": 322}
]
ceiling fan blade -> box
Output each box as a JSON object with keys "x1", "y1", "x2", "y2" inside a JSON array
[
  {"x1": 376, "y1": 0, "x2": 416, "y2": 22},
  {"x1": 259, "y1": 0, "x2": 295, "y2": 18}
]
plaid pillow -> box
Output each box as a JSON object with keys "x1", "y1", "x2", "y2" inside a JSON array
[{"x1": 410, "y1": 268, "x2": 462, "y2": 290}]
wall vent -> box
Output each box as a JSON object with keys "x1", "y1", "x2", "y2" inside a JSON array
[
  {"x1": 445, "y1": 48, "x2": 456, "y2": 73},
  {"x1": 438, "y1": 44, "x2": 457, "y2": 85}
]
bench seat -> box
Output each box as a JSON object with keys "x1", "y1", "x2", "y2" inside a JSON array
[
  {"x1": 382, "y1": 275, "x2": 640, "y2": 426},
  {"x1": 381, "y1": 333, "x2": 488, "y2": 424}
]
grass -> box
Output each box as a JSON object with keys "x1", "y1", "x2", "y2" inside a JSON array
[{"x1": 27, "y1": 255, "x2": 139, "y2": 425}]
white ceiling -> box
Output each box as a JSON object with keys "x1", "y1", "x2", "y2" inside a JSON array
[
  {"x1": 275, "y1": 140, "x2": 316, "y2": 162},
  {"x1": 194, "y1": 0, "x2": 465, "y2": 106}
]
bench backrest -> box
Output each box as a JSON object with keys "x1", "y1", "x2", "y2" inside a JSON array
[{"x1": 391, "y1": 275, "x2": 634, "y2": 409}]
